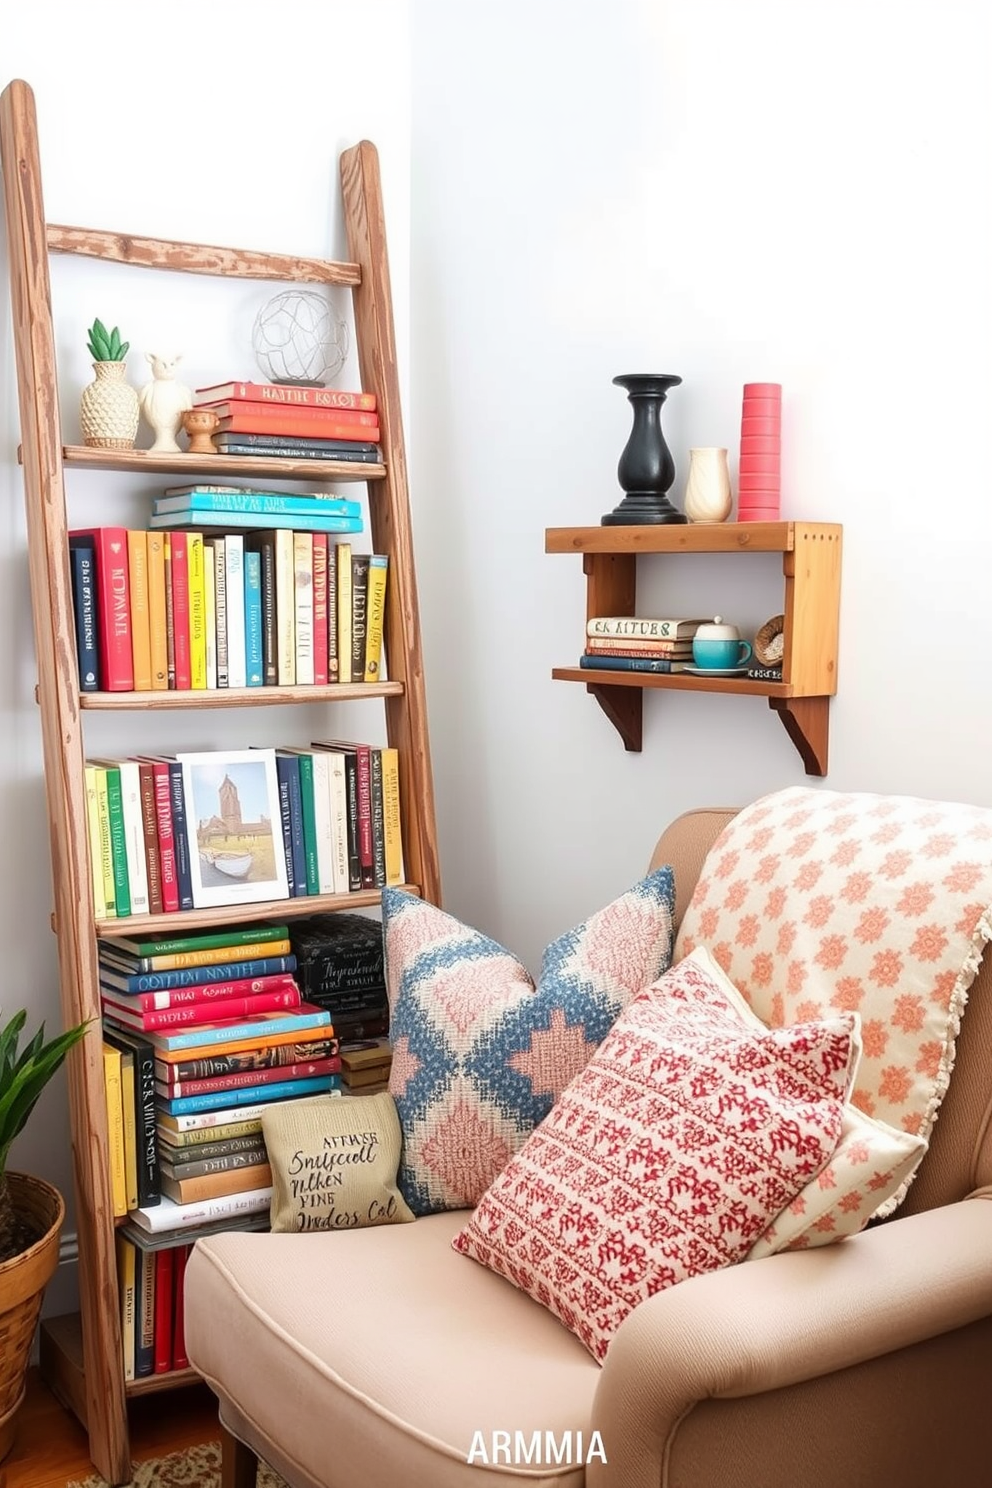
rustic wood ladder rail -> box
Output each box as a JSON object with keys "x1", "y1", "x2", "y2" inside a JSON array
[{"x1": 0, "y1": 77, "x2": 440, "y2": 1483}]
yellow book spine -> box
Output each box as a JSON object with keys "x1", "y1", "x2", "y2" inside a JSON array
[
  {"x1": 115, "y1": 1233, "x2": 136, "y2": 1381},
  {"x1": 103, "y1": 1043, "x2": 128, "y2": 1218},
  {"x1": 275, "y1": 530, "x2": 296, "y2": 685},
  {"x1": 336, "y1": 541, "x2": 353, "y2": 684},
  {"x1": 146, "y1": 530, "x2": 169, "y2": 690},
  {"x1": 203, "y1": 550, "x2": 217, "y2": 688},
  {"x1": 94, "y1": 767, "x2": 117, "y2": 916},
  {"x1": 363, "y1": 554, "x2": 388, "y2": 681},
  {"x1": 380, "y1": 746, "x2": 404, "y2": 885},
  {"x1": 84, "y1": 764, "x2": 107, "y2": 918},
  {"x1": 188, "y1": 532, "x2": 207, "y2": 689},
  {"x1": 127, "y1": 530, "x2": 152, "y2": 691},
  {"x1": 119, "y1": 1051, "x2": 139, "y2": 1212},
  {"x1": 142, "y1": 936, "x2": 292, "y2": 972}
]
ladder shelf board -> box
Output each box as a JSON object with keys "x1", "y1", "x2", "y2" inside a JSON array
[
  {"x1": 79, "y1": 681, "x2": 404, "y2": 710},
  {"x1": 55, "y1": 445, "x2": 386, "y2": 482},
  {"x1": 545, "y1": 521, "x2": 842, "y2": 555},
  {"x1": 90, "y1": 886, "x2": 418, "y2": 940},
  {"x1": 47, "y1": 223, "x2": 362, "y2": 286},
  {"x1": 125, "y1": 1368, "x2": 201, "y2": 1397}
]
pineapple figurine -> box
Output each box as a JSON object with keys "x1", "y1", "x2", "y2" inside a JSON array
[{"x1": 79, "y1": 319, "x2": 140, "y2": 449}]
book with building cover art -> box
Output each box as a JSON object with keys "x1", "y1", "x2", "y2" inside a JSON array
[{"x1": 176, "y1": 749, "x2": 289, "y2": 909}]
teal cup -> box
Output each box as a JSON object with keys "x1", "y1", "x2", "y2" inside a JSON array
[{"x1": 692, "y1": 637, "x2": 753, "y2": 669}]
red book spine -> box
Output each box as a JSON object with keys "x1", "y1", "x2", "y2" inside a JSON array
[
  {"x1": 104, "y1": 985, "x2": 302, "y2": 1031},
  {"x1": 216, "y1": 410, "x2": 380, "y2": 441},
  {"x1": 119, "y1": 972, "x2": 298, "y2": 1014},
  {"x1": 171, "y1": 1245, "x2": 189, "y2": 1371},
  {"x1": 169, "y1": 532, "x2": 192, "y2": 690},
  {"x1": 195, "y1": 382, "x2": 376, "y2": 411},
  {"x1": 150, "y1": 761, "x2": 179, "y2": 913},
  {"x1": 153, "y1": 1247, "x2": 174, "y2": 1373},
  {"x1": 72, "y1": 527, "x2": 134, "y2": 690},
  {"x1": 354, "y1": 744, "x2": 374, "y2": 888},
  {"x1": 311, "y1": 535, "x2": 328, "y2": 686},
  {"x1": 164, "y1": 1054, "x2": 342, "y2": 1098}
]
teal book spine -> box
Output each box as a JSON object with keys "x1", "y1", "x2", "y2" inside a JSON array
[
  {"x1": 294, "y1": 752, "x2": 321, "y2": 894},
  {"x1": 244, "y1": 549, "x2": 264, "y2": 687},
  {"x1": 578, "y1": 654, "x2": 682, "y2": 674},
  {"x1": 159, "y1": 1073, "x2": 340, "y2": 1115},
  {"x1": 150, "y1": 510, "x2": 364, "y2": 533},
  {"x1": 153, "y1": 492, "x2": 362, "y2": 518},
  {"x1": 141, "y1": 1005, "x2": 331, "y2": 1051}
]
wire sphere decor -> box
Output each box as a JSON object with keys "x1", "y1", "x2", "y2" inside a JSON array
[{"x1": 251, "y1": 289, "x2": 350, "y2": 386}]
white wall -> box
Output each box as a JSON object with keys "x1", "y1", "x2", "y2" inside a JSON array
[
  {"x1": 1, "y1": 0, "x2": 412, "y2": 1315},
  {"x1": 410, "y1": 0, "x2": 992, "y2": 971}
]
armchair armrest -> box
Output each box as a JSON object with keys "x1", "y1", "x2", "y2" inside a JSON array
[{"x1": 590, "y1": 1190, "x2": 992, "y2": 1487}]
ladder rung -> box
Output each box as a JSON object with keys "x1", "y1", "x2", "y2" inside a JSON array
[{"x1": 46, "y1": 223, "x2": 361, "y2": 286}]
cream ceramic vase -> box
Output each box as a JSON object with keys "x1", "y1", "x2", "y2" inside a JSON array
[
  {"x1": 684, "y1": 446, "x2": 733, "y2": 524},
  {"x1": 79, "y1": 361, "x2": 140, "y2": 450}
]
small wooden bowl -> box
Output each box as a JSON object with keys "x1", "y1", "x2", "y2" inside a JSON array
[
  {"x1": 754, "y1": 613, "x2": 785, "y2": 666},
  {"x1": 182, "y1": 407, "x2": 220, "y2": 454}
]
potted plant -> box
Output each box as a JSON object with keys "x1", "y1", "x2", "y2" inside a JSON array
[
  {"x1": 0, "y1": 1010, "x2": 88, "y2": 1459},
  {"x1": 79, "y1": 318, "x2": 140, "y2": 450}
]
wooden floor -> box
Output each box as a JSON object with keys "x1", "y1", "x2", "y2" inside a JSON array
[{"x1": 4, "y1": 1369, "x2": 221, "y2": 1488}]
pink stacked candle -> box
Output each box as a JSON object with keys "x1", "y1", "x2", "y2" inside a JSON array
[{"x1": 738, "y1": 382, "x2": 781, "y2": 521}]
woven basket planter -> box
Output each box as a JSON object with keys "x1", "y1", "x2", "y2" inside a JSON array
[{"x1": 0, "y1": 1172, "x2": 65, "y2": 1460}]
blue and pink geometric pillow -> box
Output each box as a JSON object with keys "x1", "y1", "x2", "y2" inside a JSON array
[{"x1": 383, "y1": 868, "x2": 675, "y2": 1216}]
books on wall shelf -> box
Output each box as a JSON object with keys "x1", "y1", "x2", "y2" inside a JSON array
[
  {"x1": 68, "y1": 524, "x2": 388, "y2": 692},
  {"x1": 192, "y1": 381, "x2": 383, "y2": 459},
  {"x1": 579, "y1": 616, "x2": 708, "y2": 675},
  {"x1": 83, "y1": 742, "x2": 404, "y2": 920}
]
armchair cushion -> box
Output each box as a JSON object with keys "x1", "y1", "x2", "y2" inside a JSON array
[
  {"x1": 453, "y1": 948, "x2": 856, "y2": 1360},
  {"x1": 677, "y1": 786, "x2": 992, "y2": 1212},
  {"x1": 384, "y1": 869, "x2": 675, "y2": 1216}
]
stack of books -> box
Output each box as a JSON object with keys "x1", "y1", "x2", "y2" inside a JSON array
[
  {"x1": 340, "y1": 1038, "x2": 392, "y2": 1095},
  {"x1": 69, "y1": 524, "x2": 389, "y2": 693},
  {"x1": 82, "y1": 742, "x2": 404, "y2": 919},
  {"x1": 100, "y1": 922, "x2": 340, "y2": 1235},
  {"x1": 289, "y1": 912, "x2": 389, "y2": 1040},
  {"x1": 579, "y1": 616, "x2": 709, "y2": 674},
  {"x1": 193, "y1": 381, "x2": 382, "y2": 463}
]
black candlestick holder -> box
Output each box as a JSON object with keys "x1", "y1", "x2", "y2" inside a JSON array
[{"x1": 602, "y1": 372, "x2": 687, "y2": 525}]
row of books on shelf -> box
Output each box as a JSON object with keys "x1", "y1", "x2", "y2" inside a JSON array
[
  {"x1": 84, "y1": 741, "x2": 403, "y2": 920},
  {"x1": 101, "y1": 916, "x2": 391, "y2": 1237},
  {"x1": 116, "y1": 1235, "x2": 193, "y2": 1378},
  {"x1": 70, "y1": 524, "x2": 388, "y2": 693},
  {"x1": 193, "y1": 381, "x2": 382, "y2": 447}
]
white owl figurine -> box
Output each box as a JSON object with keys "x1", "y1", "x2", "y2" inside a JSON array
[{"x1": 138, "y1": 352, "x2": 193, "y2": 453}]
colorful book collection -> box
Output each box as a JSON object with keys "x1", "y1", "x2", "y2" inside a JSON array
[
  {"x1": 580, "y1": 616, "x2": 709, "y2": 674},
  {"x1": 100, "y1": 922, "x2": 341, "y2": 1230},
  {"x1": 69, "y1": 520, "x2": 389, "y2": 693},
  {"x1": 115, "y1": 1235, "x2": 195, "y2": 1380},
  {"x1": 83, "y1": 743, "x2": 404, "y2": 920},
  {"x1": 193, "y1": 381, "x2": 382, "y2": 462}
]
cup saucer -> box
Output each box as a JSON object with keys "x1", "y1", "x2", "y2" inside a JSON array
[{"x1": 684, "y1": 664, "x2": 751, "y2": 677}]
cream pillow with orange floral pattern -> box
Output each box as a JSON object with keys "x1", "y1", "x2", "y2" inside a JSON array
[{"x1": 676, "y1": 787, "x2": 992, "y2": 1215}]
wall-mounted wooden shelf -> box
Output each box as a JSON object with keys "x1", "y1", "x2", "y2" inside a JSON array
[{"x1": 545, "y1": 520, "x2": 842, "y2": 775}]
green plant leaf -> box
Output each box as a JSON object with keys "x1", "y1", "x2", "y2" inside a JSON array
[
  {"x1": 108, "y1": 327, "x2": 122, "y2": 358},
  {"x1": 0, "y1": 1015, "x2": 89, "y2": 1163},
  {"x1": 118, "y1": 340, "x2": 130, "y2": 360}
]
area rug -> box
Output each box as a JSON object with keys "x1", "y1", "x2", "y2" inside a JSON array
[{"x1": 67, "y1": 1440, "x2": 287, "y2": 1488}]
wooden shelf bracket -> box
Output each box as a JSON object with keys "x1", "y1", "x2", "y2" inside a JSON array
[
  {"x1": 768, "y1": 695, "x2": 830, "y2": 777},
  {"x1": 587, "y1": 683, "x2": 643, "y2": 752}
]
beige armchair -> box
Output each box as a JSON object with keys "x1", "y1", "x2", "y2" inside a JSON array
[{"x1": 185, "y1": 806, "x2": 992, "y2": 1488}]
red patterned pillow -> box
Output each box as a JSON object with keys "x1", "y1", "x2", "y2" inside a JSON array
[{"x1": 453, "y1": 953, "x2": 856, "y2": 1360}]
